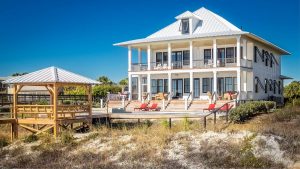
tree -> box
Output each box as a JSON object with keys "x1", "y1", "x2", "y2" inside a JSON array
[
  {"x1": 11, "y1": 72, "x2": 28, "y2": 76},
  {"x1": 119, "y1": 78, "x2": 128, "y2": 92},
  {"x1": 93, "y1": 85, "x2": 122, "y2": 97},
  {"x1": 97, "y1": 76, "x2": 113, "y2": 85},
  {"x1": 64, "y1": 86, "x2": 86, "y2": 95},
  {"x1": 284, "y1": 81, "x2": 300, "y2": 106}
]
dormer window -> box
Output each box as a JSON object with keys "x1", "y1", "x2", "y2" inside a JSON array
[{"x1": 181, "y1": 19, "x2": 189, "y2": 34}]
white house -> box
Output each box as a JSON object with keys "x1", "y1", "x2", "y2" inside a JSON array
[{"x1": 115, "y1": 7, "x2": 291, "y2": 103}]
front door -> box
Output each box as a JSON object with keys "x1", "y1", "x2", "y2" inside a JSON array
[
  {"x1": 172, "y1": 79, "x2": 183, "y2": 98},
  {"x1": 217, "y1": 78, "x2": 224, "y2": 97},
  {"x1": 193, "y1": 78, "x2": 200, "y2": 98}
]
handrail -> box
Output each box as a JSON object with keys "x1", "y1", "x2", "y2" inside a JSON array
[
  {"x1": 186, "y1": 92, "x2": 193, "y2": 110},
  {"x1": 203, "y1": 100, "x2": 235, "y2": 129},
  {"x1": 165, "y1": 92, "x2": 173, "y2": 109}
]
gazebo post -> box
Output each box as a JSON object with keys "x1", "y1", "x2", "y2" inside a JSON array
[
  {"x1": 53, "y1": 83, "x2": 58, "y2": 138},
  {"x1": 11, "y1": 84, "x2": 22, "y2": 141},
  {"x1": 88, "y1": 85, "x2": 93, "y2": 127}
]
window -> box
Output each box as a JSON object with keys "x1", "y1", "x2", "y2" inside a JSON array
[
  {"x1": 163, "y1": 52, "x2": 168, "y2": 64},
  {"x1": 157, "y1": 79, "x2": 163, "y2": 93},
  {"x1": 225, "y1": 77, "x2": 233, "y2": 92},
  {"x1": 181, "y1": 19, "x2": 189, "y2": 34},
  {"x1": 204, "y1": 49, "x2": 212, "y2": 64},
  {"x1": 278, "y1": 81, "x2": 281, "y2": 94},
  {"x1": 255, "y1": 78, "x2": 258, "y2": 93},
  {"x1": 184, "y1": 78, "x2": 190, "y2": 93},
  {"x1": 264, "y1": 79, "x2": 268, "y2": 93},
  {"x1": 203, "y1": 78, "x2": 213, "y2": 93},
  {"x1": 226, "y1": 47, "x2": 234, "y2": 63},
  {"x1": 183, "y1": 50, "x2": 190, "y2": 65},
  {"x1": 156, "y1": 52, "x2": 168, "y2": 65},
  {"x1": 151, "y1": 79, "x2": 157, "y2": 94},
  {"x1": 273, "y1": 80, "x2": 276, "y2": 94},
  {"x1": 164, "y1": 79, "x2": 168, "y2": 93}
]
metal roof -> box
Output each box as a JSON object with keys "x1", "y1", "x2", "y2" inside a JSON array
[
  {"x1": 4, "y1": 66, "x2": 100, "y2": 85},
  {"x1": 280, "y1": 75, "x2": 293, "y2": 79},
  {"x1": 114, "y1": 7, "x2": 290, "y2": 55}
]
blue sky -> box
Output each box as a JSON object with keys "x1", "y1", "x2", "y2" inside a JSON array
[{"x1": 0, "y1": 0, "x2": 299, "y2": 83}]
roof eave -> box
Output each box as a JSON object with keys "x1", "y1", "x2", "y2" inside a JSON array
[{"x1": 245, "y1": 33, "x2": 291, "y2": 55}]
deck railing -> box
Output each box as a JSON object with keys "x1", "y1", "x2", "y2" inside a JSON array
[{"x1": 16, "y1": 105, "x2": 54, "y2": 119}]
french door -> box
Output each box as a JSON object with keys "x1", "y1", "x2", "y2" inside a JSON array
[
  {"x1": 172, "y1": 79, "x2": 183, "y2": 98},
  {"x1": 193, "y1": 78, "x2": 200, "y2": 98}
]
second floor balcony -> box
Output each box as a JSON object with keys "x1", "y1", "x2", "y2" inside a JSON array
[{"x1": 131, "y1": 58, "x2": 253, "y2": 72}]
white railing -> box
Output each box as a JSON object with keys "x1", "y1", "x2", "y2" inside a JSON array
[{"x1": 241, "y1": 59, "x2": 253, "y2": 68}]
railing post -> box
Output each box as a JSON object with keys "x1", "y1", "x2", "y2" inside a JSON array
[
  {"x1": 213, "y1": 112, "x2": 216, "y2": 124},
  {"x1": 184, "y1": 98, "x2": 188, "y2": 111},
  {"x1": 162, "y1": 99, "x2": 165, "y2": 110},
  {"x1": 226, "y1": 110, "x2": 229, "y2": 123},
  {"x1": 203, "y1": 116, "x2": 206, "y2": 129},
  {"x1": 169, "y1": 118, "x2": 172, "y2": 129},
  {"x1": 100, "y1": 99, "x2": 103, "y2": 108}
]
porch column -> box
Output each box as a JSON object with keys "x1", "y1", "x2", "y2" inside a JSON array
[
  {"x1": 168, "y1": 43, "x2": 172, "y2": 69},
  {"x1": 189, "y1": 41, "x2": 193, "y2": 69},
  {"x1": 128, "y1": 46, "x2": 132, "y2": 71},
  {"x1": 236, "y1": 36, "x2": 241, "y2": 67},
  {"x1": 213, "y1": 39, "x2": 217, "y2": 67},
  {"x1": 138, "y1": 48, "x2": 142, "y2": 64},
  {"x1": 168, "y1": 73, "x2": 172, "y2": 100},
  {"x1": 213, "y1": 71, "x2": 217, "y2": 101},
  {"x1": 128, "y1": 74, "x2": 132, "y2": 101},
  {"x1": 190, "y1": 72, "x2": 194, "y2": 99},
  {"x1": 138, "y1": 75, "x2": 142, "y2": 101},
  {"x1": 147, "y1": 73, "x2": 151, "y2": 100},
  {"x1": 147, "y1": 45, "x2": 151, "y2": 70},
  {"x1": 242, "y1": 39, "x2": 247, "y2": 60},
  {"x1": 237, "y1": 69, "x2": 241, "y2": 100}
]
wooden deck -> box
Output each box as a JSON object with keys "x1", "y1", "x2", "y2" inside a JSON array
[{"x1": 0, "y1": 118, "x2": 16, "y2": 124}]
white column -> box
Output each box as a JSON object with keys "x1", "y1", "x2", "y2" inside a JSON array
[
  {"x1": 147, "y1": 45, "x2": 151, "y2": 70},
  {"x1": 242, "y1": 39, "x2": 247, "y2": 60},
  {"x1": 243, "y1": 71, "x2": 247, "y2": 92},
  {"x1": 128, "y1": 46, "x2": 132, "y2": 71},
  {"x1": 138, "y1": 75, "x2": 142, "y2": 101},
  {"x1": 189, "y1": 41, "x2": 193, "y2": 69},
  {"x1": 138, "y1": 48, "x2": 142, "y2": 64},
  {"x1": 147, "y1": 73, "x2": 151, "y2": 100},
  {"x1": 128, "y1": 74, "x2": 132, "y2": 101},
  {"x1": 236, "y1": 36, "x2": 241, "y2": 67},
  {"x1": 213, "y1": 70, "x2": 217, "y2": 101},
  {"x1": 237, "y1": 69, "x2": 241, "y2": 100},
  {"x1": 213, "y1": 39, "x2": 217, "y2": 67},
  {"x1": 168, "y1": 73, "x2": 172, "y2": 100},
  {"x1": 168, "y1": 43, "x2": 172, "y2": 69},
  {"x1": 190, "y1": 72, "x2": 193, "y2": 99}
]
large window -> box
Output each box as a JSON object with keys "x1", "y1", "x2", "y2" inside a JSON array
[
  {"x1": 164, "y1": 79, "x2": 168, "y2": 93},
  {"x1": 226, "y1": 47, "x2": 234, "y2": 63},
  {"x1": 181, "y1": 19, "x2": 189, "y2": 34},
  {"x1": 202, "y1": 78, "x2": 213, "y2": 93},
  {"x1": 183, "y1": 50, "x2": 190, "y2": 65},
  {"x1": 151, "y1": 79, "x2": 167, "y2": 94},
  {"x1": 204, "y1": 49, "x2": 212, "y2": 64},
  {"x1": 184, "y1": 78, "x2": 190, "y2": 93},
  {"x1": 224, "y1": 77, "x2": 237, "y2": 92},
  {"x1": 156, "y1": 52, "x2": 168, "y2": 65}
]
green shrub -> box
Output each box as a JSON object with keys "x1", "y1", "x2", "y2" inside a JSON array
[
  {"x1": 0, "y1": 137, "x2": 9, "y2": 148},
  {"x1": 161, "y1": 119, "x2": 170, "y2": 129},
  {"x1": 229, "y1": 101, "x2": 275, "y2": 123},
  {"x1": 37, "y1": 99, "x2": 49, "y2": 105},
  {"x1": 24, "y1": 134, "x2": 39, "y2": 143},
  {"x1": 60, "y1": 130, "x2": 74, "y2": 145}
]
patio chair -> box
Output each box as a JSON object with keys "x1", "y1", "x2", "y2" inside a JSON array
[
  {"x1": 134, "y1": 103, "x2": 148, "y2": 111},
  {"x1": 218, "y1": 103, "x2": 233, "y2": 113},
  {"x1": 162, "y1": 63, "x2": 168, "y2": 69},
  {"x1": 146, "y1": 103, "x2": 160, "y2": 111},
  {"x1": 203, "y1": 103, "x2": 216, "y2": 113},
  {"x1": 154, "y1": 64, "x2": 162, "y2": 70}
]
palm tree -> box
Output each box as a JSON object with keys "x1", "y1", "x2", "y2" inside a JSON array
[{"x1": 97, "y1": 76, "x2": 113, "y2": 85}]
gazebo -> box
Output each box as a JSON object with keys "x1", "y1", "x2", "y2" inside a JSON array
[{"x1": 4, "y1": 66, "x2": 100, "y2": 139}]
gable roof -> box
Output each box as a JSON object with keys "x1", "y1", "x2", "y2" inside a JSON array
[
  {"x1": 114, "y1": 7, "x2": 290, "y2": 55},
  {"x1": 4, "y1": 66, "x2": 100, "y2": 85}
]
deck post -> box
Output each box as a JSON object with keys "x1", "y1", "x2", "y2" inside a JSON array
[
  {"x1": 203, "y1": 116, "x2": 207, "y2": 129},
  {"x1": 169, "y1": 118, "x2": 172, "y2": 129},
  {"x1": 213, "y1": 112, "x2": 216, "y2": 124},
  {"x1": 53, "y1": 83, "x2": 58, "y2": 138}
]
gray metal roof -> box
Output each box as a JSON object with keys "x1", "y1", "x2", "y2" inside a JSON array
[
  {"x1": 4, "y1": 66, "x2": 100, "y2": 85},
  {"x1": 114, "y1": 7, "x2": 290, "y2": 55}
]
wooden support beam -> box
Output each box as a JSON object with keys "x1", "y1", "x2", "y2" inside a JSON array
[
  {"x1": 53, "y1": 83, "x2": 58, "y2": 138},
  {"x1": 35, "y1": 125, "x2": 54, "y2": 135},
  {"x1": 19, "y1": 124, "x2": 40, "y2": 133},
  {"x1": 169, "y1": 118, "x2": 172, "y2": 129}
]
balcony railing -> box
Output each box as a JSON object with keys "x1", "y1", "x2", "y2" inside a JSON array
[{"x1": 130, "y1": 58, "x2": 252, "y2": 72}]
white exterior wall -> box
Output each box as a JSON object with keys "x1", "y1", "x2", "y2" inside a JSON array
[{"x1": 251, "y1": 41, "x2": 282, "y2": 100}]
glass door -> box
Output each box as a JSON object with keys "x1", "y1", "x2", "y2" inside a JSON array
[
  {"x1": 172, "y1": 51, "x2": 183, "y2": 69},
  {"x1": 217, "y1": 78, "x2": 224, "y2": 97},
  {"x1": 217, "y1": 48, "x2": 225, "y2": 66},
  {"x1": 172, "y1": 79, "x2": 183, "y2": 98},
  {"x1": 193, "y1": 78, "x2": 200, "y2": 98}
]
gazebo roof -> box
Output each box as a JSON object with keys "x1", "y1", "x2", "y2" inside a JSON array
[{"x1": 4, "y1": 66, "x2": 100, "y2": 85}]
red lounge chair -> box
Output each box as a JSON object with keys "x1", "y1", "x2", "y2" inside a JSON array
[
  {"x1": 146, "y1": 103, "x2": 160, "y2": 111},
  {"x1": 134, "y1": 103, "x2": 148, "y2": 111},
  {"x1": 203, "y1": 103, "x2": 216, "y2": 113},
  {"x1": 219, "y1": 104, "x2": 233, "y2": 113}
]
